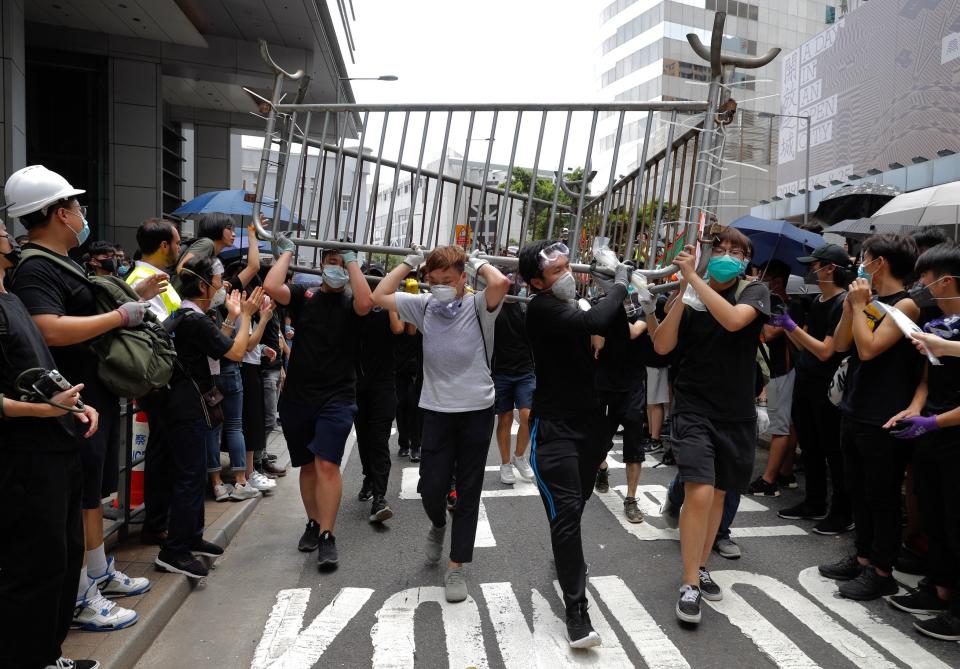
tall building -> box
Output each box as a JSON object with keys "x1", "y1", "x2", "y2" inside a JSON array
[{"x1": 595, "y1": 0, "x2": 838, "y2": 222}]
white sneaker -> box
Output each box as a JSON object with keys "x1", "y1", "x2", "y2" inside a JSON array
[
  {"x1": 46, "y1": 658, "x2": 101, "y2": 669},
  {"x1": 511, "y1": 454, "x2": 534, "y2": 481},
  {"x1": 72, "y1": 582, "x2": 138, "y2": 631},
  {"x1": 230, "y1": 481, "x2": 262, "y2": 500},
  {"x1": 499, "y1": 463, "x2": 516, "y2": 485},
  {"x1": 213, "y1": 483, "x2": 233, "y2": 502},
  {"x1": 92, "y1": 557, "x2": 151, "y2": 599},
  {"x1": 249, "y1": 471, "x2": 277, "y2": 492}
]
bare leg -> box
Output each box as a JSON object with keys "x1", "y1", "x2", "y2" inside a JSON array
[
  {"x1": 515, "y1": 408, "x2": 531, "y2": 457},
  {"x1": 699, "y1": 489, "x2": 727, "y2": 567},
  {"x1": 679, "y1": 482, "x2": 714, "y2": 586},
  {"x1": 761, "y1": 435, "x2": 791, "y2": 483},
  {"x1": 778, "y1": 430, "x2": 797, "y2": 478},
  {"x1": 647, "y1": 403, "x2": 664, "y2": 440},
  {"x1": 496, "y1": 411, "x2": 513, "y2": 465},
  {"x1": 314, "y1": 457, "x2": 342, "y2": 532},
  {"x1": 626, "y1": 462, "x2": 642, "y2": 498},
  {"x1": 299, "y1": 461, "x2": 320, "y2": 521},
  {"x1": 246, "y1": 450, "x2": 255, "y2": 478}
]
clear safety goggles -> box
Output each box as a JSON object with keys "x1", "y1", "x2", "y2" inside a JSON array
[{"x1": 539, "y1": 242, "x2": 570, "y2": 268}]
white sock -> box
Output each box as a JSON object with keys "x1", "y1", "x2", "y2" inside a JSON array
[
  {"x1": 87, "y1": 544, "x2": 109, "y2": 577},
  {"x1": 76, "y1": 567, "x2": 90, "y2": 601}
]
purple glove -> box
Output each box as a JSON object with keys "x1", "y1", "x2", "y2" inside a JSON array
[
  {"x1": 890, "y1": 415, "x2": 939, "y2": 440},
  {"x1": 769, "y1": 313, "x2": 797, "y2": 332}
]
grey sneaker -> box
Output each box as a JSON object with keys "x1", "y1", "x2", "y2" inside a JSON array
[
  {"x1": 229, "y1": 482, "x2": 261, "y2": 501},
  {"x1": 499, "y1": 463, "x2": 516, "y2": 485},
  {"x1": 624, "y1": 497, "x2": 644, "y2": 524},
  {"x1": 425, "y1": 524, "x2": 446, "y2": 564},
  {"x1": 511, "y1": 454, "x2": 534, "y2": 481},
  {"x1": 713, "y1": 537, "x2": 741, "y2": 559},
  {"x1": 444, "y1": 566, "x2": 468, "y2": 603}
]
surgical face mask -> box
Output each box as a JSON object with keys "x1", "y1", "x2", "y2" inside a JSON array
[
  {"x1": 210, "y1": 286, "x2": 226, "y2": 309},
  {"x1": 857, "y1": 257, "x2": 879, "y2": 282},
  {"x1": 322, "y1": 265, "x2": 349, "y2": 289},
  {"x1": 803, "y1": 265, "x2": 833, "y2": 286},
  {"x1": 64, "y1": 208, "x2": 90, "y2": 246},
  {"x1": 0, "y1": 234, "x2": 19, "y2": 268},
  {"x1": 118, "y1": 263, "x2": 131, "y2": 277},
  {"x1": 430, "y1": 284, "x2": 457, "y2": 304},
  {"x1": 96, "y1": 257, "x2": 117, "y2": 274},
  {"x1": 706, "y1": 255, "x2": 744, "y2": 283},
  {"x1": 910, "y1": 276, "x2": 960, "y2": 309},
  {"x1": 551, "y1": 271, "x2": 577, "y2": 301}
]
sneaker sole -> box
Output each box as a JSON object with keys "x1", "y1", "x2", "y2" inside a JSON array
[
  {"x1": 370, "y1": 507, "x2": 394, "y2": 523},
  {"x1": 812, "y1": 524, "x2": 855, "y2": 536},
  {"x1": 99, "y1": 581, "x2": 152, "y2": 599},
  {"x1": 500, "y1": 478, "x2": 516, "y2": 485},
  {"x1": 913, "y1": 621, "x2": 960, "y2": 641},
  {"x1": 569, "y1": 631, "x2": 602, "y2": 649},
  {"x1": 317, "y1": 557, "x2": 339, "y2": 570},
  {"x1": 595, "y1": 487, "x2": 610, "y2": 494},
  {"x1": 191, "y1": 548, "x2": 224, "y2": 558},
  {"x1": 700, "y1": 588, "x2": 723, "y2": 602},
  {"x1": 715, "y1": 550, "x2": 741, "y2": 560},
  {"x1": 839, "y1": 588, "x2": 897, "y2": 601},
  {"x1": 230, "y1": 493, "x2": 261, "y2": 501},
  {"x1": 885, "y1": 596, "x2": 948, "y2": 615},
  {"x1": 214, "y1": 494, "x2": 231, "y2": 502},
  {"x1": 778, "y1": 512, "x2": 827, "y2": 520},
  {"x1": 71, "y1": 614, "x2": 139, "y2": 632},
  {"x1": 625, "y1": 515, "x2": 644, "y2": 524},
  {"x1": 675, "y1": 604, "x2": 701, "y2": 624},
  {"x1": 154, "y1": 557, "x2": 207, "y2": 579},
  {"x1": 298, "y1": 542, "x2": 319, "y2": 553},
  {"x1": 818, "y1": 569, "x2": 860, "y2": 581}
]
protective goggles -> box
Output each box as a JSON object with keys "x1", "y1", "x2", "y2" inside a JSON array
[{"x1": 539, "y1": 242, "x2": 570, "y2": 268}]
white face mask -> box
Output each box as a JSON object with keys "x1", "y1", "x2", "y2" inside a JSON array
[
  {"x1": 430, "y1": 284, "x2": 457, "y2": 305},
  {"x1": 551, "y1": 272, "x2": 576, "y2": 301},
  {"x1": 210, "y1": 286, "x2": 227, "y2": 309}
]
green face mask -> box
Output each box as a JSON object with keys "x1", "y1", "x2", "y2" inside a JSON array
[{"x1": 706, "y1": 255, "x2": 744, "y2": 282}]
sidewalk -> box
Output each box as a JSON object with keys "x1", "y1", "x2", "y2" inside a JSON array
[{"x1": 60, "y1": 432, "x2": 290, "y2": 669}]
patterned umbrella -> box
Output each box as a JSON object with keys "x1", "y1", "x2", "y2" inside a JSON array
[{"x1": 813, "y1": 182, "x2": 900, "y2": 225}]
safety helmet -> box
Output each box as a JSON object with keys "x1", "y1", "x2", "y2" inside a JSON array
[{"x1": 4, "y1": 165, "x2": 85, "y2": 219}]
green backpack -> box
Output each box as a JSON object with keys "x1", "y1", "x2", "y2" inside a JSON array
[
  {"x1": 734, "y1": 280, "x2": 771, "y2": 391},
  {"x1": 17, "y1": 249, "x2": 177, "y2": 399}
]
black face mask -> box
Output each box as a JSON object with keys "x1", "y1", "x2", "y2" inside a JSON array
[
  {"x1": 96, "y1": 258, "x2": 117, "y2": 274},
  {"x1": 2, "y1": 247, "x2": 20, "y2": 269},
  {"x1": 909, "y1": 283, "x2": 937, "y2": 310}
]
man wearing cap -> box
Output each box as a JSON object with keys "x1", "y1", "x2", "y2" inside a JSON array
[
  {"x1": 5, "y1": 166, "x2": 149, "y2": 633},
  {"x1": 774, "y1": 244, "x2": 853, "y2": 534}
]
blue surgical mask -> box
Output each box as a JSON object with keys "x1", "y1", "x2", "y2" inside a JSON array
[
  {"x1": 322, "y1": 265, "x2": 349, "y2": 289},
  {"x1": 706, "y1": 255, "x2": 744, "y2": 283},
  {"x1": 65, "y1": 209, "x2": 90, "y2": 246}
]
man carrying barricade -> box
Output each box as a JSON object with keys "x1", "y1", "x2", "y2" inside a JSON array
[{"x1": 371, "y1": 244, "x2": 509, "y2": 604}]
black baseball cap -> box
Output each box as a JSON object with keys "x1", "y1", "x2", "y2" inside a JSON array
[{"x1": 797, "y1": 243, "x2": 852, "y2": 267}]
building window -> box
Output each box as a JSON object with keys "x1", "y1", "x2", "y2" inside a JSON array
[
  {"x1": 705, "y1": 0, "x2": 759, "y2": 21},
  {"x1": 601, "y1": 41, "x2": 663, "y2": 87},
  {"x1": 602, "y1": 3, "x2": 664, "y2": 54},
  {"x1": 825, "y1": 6, "x2": 836, "y2": 24},
  {"x1": 601, "y1": 0, "x2": 638, "y2": 23}
]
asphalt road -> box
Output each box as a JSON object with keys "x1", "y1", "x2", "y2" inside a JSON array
[{"x1": 140, "y1": 423, "x2": 960, "y2": 669}]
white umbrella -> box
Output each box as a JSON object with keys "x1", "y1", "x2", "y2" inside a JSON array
[{"x1": 868, "y1": 181, "x2": 960, "y2": 239}]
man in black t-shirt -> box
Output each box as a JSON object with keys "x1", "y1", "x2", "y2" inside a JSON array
[
  {"x1": 820, "y1": 234, "x2": 921, "y2": 602},
  {"x1": 0, "y1": 213, "x2": 102, "y2": 669},
  {"x1": 653, "y1": 229, "x2": 770, "y2": 626},
  {"x1": 265, "y1": 238, "x2": 374, "y2": 569}
]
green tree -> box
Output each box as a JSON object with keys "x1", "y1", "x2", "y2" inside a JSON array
[{"x1": 500, "y1": 167, "x2": 586, "y2": 242}]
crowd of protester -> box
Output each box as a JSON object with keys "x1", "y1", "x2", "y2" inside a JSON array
[{"x1": 1, "y1": 163, "x2": 958, "y2": 667}]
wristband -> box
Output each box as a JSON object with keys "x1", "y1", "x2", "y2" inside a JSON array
[{"x1": 223, "y1": 319, "x2": 236, "y2": 329}]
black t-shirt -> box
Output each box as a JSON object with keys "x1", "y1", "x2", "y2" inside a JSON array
[
  {"x1": 596, "y1": 307, "x2": 644, "y2": 392},
  {"x1": 493, "y1": 301, "x2": 534, "y2": 376},
  {"x1": 394, "y1": 329, "x2": 423, "y2": 378},
  {"x1": 922, "y1": 312, "x2": 960, "y2": 416},
  {"x1": 8, "y1": 244, "x2": 114, "y2": 404},
  {"x1": 282, "y1": 285, "x2": 359, "y2": 406},
  {"x1": 672, "y1": 281, "x2": 771, "y2": 422},
  {"x1": 841, "y1": 291, "x2": 924, "y2": 426},
  {"x1": 635, "y1": 294, "x2": 673, "y2": 369},
  {"x1": 164, "y1": 308, "x2": 233, "y2": 422},
  {"x1": 357, "y1": 307, "x2": 395, "y2": 388},
  {"x1": 794, "y1": 292, "x2": 846, "y2": 379},
  {"x1": 261, "y1": 311, "x2": 283, "y2": 369},
  {"x1": 526, "y1": 284, "x2": 628, "y2": 421},
  {"x1": 0, "y1": 292, "x2": 78, "y2": 450},
  {"x1": 767, "y1": 294, "x2": 805, "y2": 379}
]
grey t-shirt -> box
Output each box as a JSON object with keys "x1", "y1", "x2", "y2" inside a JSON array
[{"x1": 395, "y1": 290, "x2": 502, "y2": 413}]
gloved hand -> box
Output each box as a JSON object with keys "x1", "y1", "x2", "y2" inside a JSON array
[
  {"x1": 403, "y1": 244, "x2": 425, "y2": 270},
  {"x1": 115, "y1": 301, "x2": 146, "y2": 328},
  {"x1": 275, "y1": 233, "x2": 296, "y2": 256},
  {"x1": 637, "y1": 285, "x2": 657, "y2": 315},
  {"x1": 467, "y1": 248, "x2": 489, "y2": 274},
  {"x1": 340, "y1": 249, "x2": 358, "y2": 265},
  {"x1": 890, "y1": 415, "x2": 939, "y2": 439},
  {"x1": 769, "y1": 313, "x2": 797, "y2": 332},
  {"x1": 614, "y1": 262, "x2": 633, "y2": 288}
]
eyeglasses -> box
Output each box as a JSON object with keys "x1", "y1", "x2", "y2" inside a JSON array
[
  {"x1": 539, "y1": 242, "x2": 570, "y2": 268},
  {"x1": 711, "y1": 246, "x2": 746, "y2": 260},
  {"x1": 63, "y1": 205, "x2": 88, "y2": 219}
]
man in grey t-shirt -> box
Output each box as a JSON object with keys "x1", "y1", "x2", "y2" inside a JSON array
[{"x1": 373, "y1": 244, "x2": 509, "y2": 604}]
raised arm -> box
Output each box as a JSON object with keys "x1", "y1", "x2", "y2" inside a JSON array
[
  {"x1": 235, "y1": 225, "x2": 262, "y2": 289},
  {"x1": 372, "y1": 246, "x2": 423, "y2": 313},
  {"x1": 263, "y1": 235, "x2": 296, "y2": 306}
]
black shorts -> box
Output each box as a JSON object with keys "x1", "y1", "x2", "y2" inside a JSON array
[
  {"x1": 599, "y1": 390, "x2": 645, "y2": 464},
  {"x1": 279, "y1": 396, "x2": 357, "y2": 467},
  {"x1": 81, "y1": 394, "x2": 121, "y2": 509},
  {"x1": 671, "y1": 412, "x2": 756, "y2": 492}
]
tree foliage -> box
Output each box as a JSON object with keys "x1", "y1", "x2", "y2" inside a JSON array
[{"x1": 500, "y1": 167, "x2": 586, "y2": 241}]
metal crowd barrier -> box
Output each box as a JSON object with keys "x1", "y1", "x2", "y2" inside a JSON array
[{"x1": 103, "y1": 398, "x2": 144, "y2": 542}]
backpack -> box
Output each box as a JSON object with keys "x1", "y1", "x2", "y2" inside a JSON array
[
  {"x1": 17, "y1": 249, "x2": 177, "y2": 399},
  {"x1": 733, "y1": 280, "x2": 771, "y2": 391}
]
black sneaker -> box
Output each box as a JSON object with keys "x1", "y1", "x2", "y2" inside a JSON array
[
  {"x1": 698, "y1": 567, "x2": 722, "y2": 601},
  {"x1": 643, "y1": 438, "x2": 664, "y2": 454},
  {"x1": 410, "y1": 446, "x2": 421, "y2": 462},
  {"x1": 369, "y1": 496, "x2": 394, "y2": 523},
  {"x1": 887, "y1": 589, "x2": 950, "y2": 614},
  {"x1": 913, "y1": 611, "x2": 960, "y2": 641},
  {"x1": 777, "y1": 474, "x2": 798, "y2": 489},
  {"x1": 594, "y1": 467, "x2": 610, "y2": 494},
  {"x1": 317, "y1": 531, "x2": 338, "y2": 570},
  {"x1": 838, "y1": 567, "x2": 898, "y2": 601},
  {"x1": 48, "y1": 659, "x2": 102, "y2": 669},
  {"x1": 812, "y1": 514, "x2": 855, "y2": 536},
  {"x1": 398, "y1": 446, "x2": 410, "y2": 458},
  {"x1": 778, "y1": 501, "x2": 827, "y2": 520},
  {"x1": 895, "y1": 547, "x2": 926, "y2": 575},
  {"x1": 818, "y1": 554, "x2": 863, "y2": 581},
  {"x1": 358, "y1": 478, "x2": 373, "y2": 502},
  {"x1": 155, "y1": 549, "x2": 209, "y2": 579},
  {"x1": 298, "y1": 519, "x2": 321, "y2": 552},
  {"x1": 565, "y1": 602, "x2": 601, "y2": 648},
  {"x1": 748, "y1": 476, "x2": 780, "y2": 497},
  {"x1": 659, "y1": 447, "x2": 677, "y2": 466},
  {"x1": 676, "y1": 585, "x2": 702, "y2": 624},
  {"x1": 191, "y1": 539, "x2": 224, "y2": 557}
]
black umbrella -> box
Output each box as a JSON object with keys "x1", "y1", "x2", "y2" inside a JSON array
[{"x1": 813, "y1": 182, "x2": 900, "y2": 225}]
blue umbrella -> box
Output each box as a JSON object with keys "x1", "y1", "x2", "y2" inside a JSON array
[
  {"x1": 172, "y1": 189, "x2": 300, "y2": 228},
  {"x1": 729, "y1": 215, "x2": 826, "y2": 275}
]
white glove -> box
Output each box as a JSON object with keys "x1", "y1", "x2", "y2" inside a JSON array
[
  {"x1": 467, "y1": 248, "x2": 488, "y2": 274},
  {"x1": 115, "y1": 301, "x2": 146, "y2": 327},
  {"x1": 275, "y1": 233, "x2": 296, "y2": 256},
  {"x1": 638, "y1": 285, "x2": 656, "y2": 316},
  {"x1": 403, "y1": 244, "x2": 425, "y2": 270}
]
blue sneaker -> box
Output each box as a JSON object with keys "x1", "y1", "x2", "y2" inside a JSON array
[
  {"x1": 92, "y1": 557, "x2": 151, "y2": 599},
  {"x1": 72, "y1": 582, "x2": 139, "y2": 631}
]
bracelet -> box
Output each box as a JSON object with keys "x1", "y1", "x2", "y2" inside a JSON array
[{"x1": 223, "y1": 319, "x2": 236, "y2": 328}]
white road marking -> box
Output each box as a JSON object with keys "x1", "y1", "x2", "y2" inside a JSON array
[
  {"x1": 339, "y1": 428, "x2": 358, "y2": 474},
  {"x1": 552, "y1": 581, "x2": 634, "y2": 666},
  {"x1": 476, "y1": 500, "x2": 496, "y2": 547},
  {"x1": 370, "y1": 586, "x2": 489, "y2": 669},
  {"x1": 707, "y1": 570, "x2": 898, "y2": 669},
  {"x1": 588, "y1": 576, "x2": 690, "y2": 669},
  {"x1": 798, "y1": 567, "x2": 952, "y2": 669},
  {"x1": 399, "y1": 466, "x2": 540, "y2": 500},
  {"x1": 251, "y1": 587, "x2": 373, "y2": 669}
]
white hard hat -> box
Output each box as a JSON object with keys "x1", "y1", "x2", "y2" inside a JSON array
[{"x1": 4, "y1": 165, "x2": 85, "y2": 219}]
